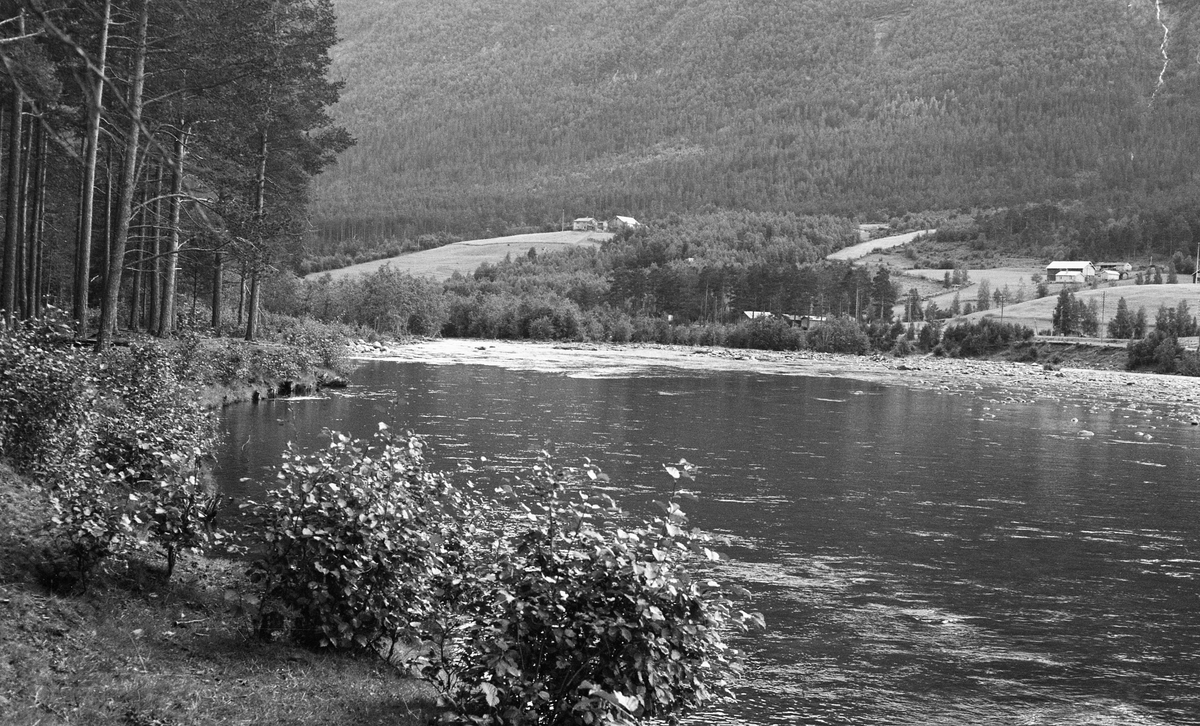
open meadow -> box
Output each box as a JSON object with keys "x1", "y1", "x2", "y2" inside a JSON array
[{"x1": 309, "y1": 230, "x2": 613, "y2": 282}]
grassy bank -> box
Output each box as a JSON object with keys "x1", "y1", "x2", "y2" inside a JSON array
[
  {"x1": 0, "y1": 317, "x2": 436, "y2": 725},
  {"x1": 0, "y1": 466, "x2": 434, "y2": 726}
]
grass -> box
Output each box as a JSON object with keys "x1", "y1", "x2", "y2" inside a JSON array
[
  {"x1": 959, "y1": 281, "x2": 1200, "y2": 334},
  {"x1": 0, "y1": 465, "x2": 435, "y2": 726},
  {"x1": 311, "y1": 230, "x2": 614, "y2": 282}
]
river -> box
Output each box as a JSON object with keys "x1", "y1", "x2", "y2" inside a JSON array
[{"x1": 215, "y1": 357, "x2": 1200, "y2": 725}]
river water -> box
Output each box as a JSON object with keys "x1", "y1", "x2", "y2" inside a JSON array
[{"x1": 215, "y1": 359, "x2": 1200, "y2": 725}]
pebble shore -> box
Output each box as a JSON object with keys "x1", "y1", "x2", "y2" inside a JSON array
[{"x1": 350, "y1": 338, "x2": 1200, "y2": 428}]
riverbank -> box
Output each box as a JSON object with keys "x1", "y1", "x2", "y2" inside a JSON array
[
  {"x1": 356, "y1": 338, "x2": 1200, "y2": 428},
  {"x1": 0, "y1": 463, "x2": 433, "y2": 726}
]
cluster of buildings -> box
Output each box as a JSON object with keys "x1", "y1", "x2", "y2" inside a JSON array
[
  {"x1": 1045, "y1": 260, "x2": 1200, "y2": 284},
  {"x1": 572, "y1": 216, "x2": 641, "y2": 232}
]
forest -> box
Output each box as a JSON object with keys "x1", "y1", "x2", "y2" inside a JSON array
[
  {"x1": 0, "y1": 0, "x2": 349, "y2": 344},
  {"x1": 311, "y1": 0, "x2": 1200, "y2": 255}
]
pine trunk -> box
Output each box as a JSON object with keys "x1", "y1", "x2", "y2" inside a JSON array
[
  {"x1": 157, "y1": 124, "x2": 187, "y2": 337},
  {"x1": 2, "y1": 87, "x2": 23, "y2": 328},
  {"x1": 147, "y1": 162, "x2": 163, "y2": 332},
  {"x1": 96, "y1": 0, "x2": 149, "y2": 351},
  {"x1": 211, "y1": 251, "x2": 222, "y2": 329},
  {"x1": 74, "y1": 0, "x2": 111, "y2": 338},
  {"x1": 244, "y1": 128, "x2": 268, "y2": 341}
]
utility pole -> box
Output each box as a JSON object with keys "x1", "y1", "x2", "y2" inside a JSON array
[{"x1": 1101, "y1": 291, "x2": 1106, "y2": 342}]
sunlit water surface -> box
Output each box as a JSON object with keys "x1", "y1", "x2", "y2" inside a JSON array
[{"x1": 216, "y1": 361, "x2": 1200, "y2": 725}]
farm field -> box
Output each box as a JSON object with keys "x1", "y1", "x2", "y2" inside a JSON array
[
  {"x1": 959, "y1": 282, "x2": 1200, "y2": 334},
  {"x1": 309, "y1": 230, "x2": 613, "y2": 282},
  {"x1": 826, "y1": 229, "x2": 936, "y2": 261}
]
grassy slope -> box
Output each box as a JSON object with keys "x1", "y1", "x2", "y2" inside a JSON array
[
  {"x1": 0, "y1": 465, "x2": 434, "y2": 726},
  {"x1": 959, "y1": 282, "x2": 1200, "y2": 334},
  {"x1": 310, "y1": 230, "x2": 614, "y2": 282}
]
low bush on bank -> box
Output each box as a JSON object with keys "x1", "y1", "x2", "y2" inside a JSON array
[
  {"x1": 0, "y1": 313, "x2": 354, "y2": 588},
  {"x1": 246, "y1": 427, "x2": 761, "y2": 725},
  {"x1": 939, "y1": 318, "x2": 1035, "y2": 358},
  {"x1": 0, "y1": 317, "x2": 220, "y2": 587}
]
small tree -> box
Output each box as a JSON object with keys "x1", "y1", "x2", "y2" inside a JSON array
[
  {"x1": 1052, "y1": 289, "x2": 1076, "y2": 335},
  {"x1": 1107, "y1": 297, "x2": 1133, "y2": 339},
  {"x1": 1133, "y1": 306, "x2": 1148, "y2": 338},
  {"x1": 976, "y1": 279, "x2": 991, "y2": 311}
]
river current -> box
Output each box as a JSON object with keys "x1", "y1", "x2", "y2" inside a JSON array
[{"x1": 216, "y1": 358, "x2": 1200, "y2": 725}]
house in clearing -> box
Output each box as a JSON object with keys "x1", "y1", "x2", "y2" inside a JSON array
[
  {"x1": 572, "y1": 217, "x2": 599, "y2": 231},
  {"x1": 609, "y1": 215, "x2": 642, "y2": 231},
  {"x1": 1045, "y1": 261, "x2": 1096, "y2": 283}
]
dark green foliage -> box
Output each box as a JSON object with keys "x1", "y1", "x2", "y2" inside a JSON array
[
  {"x1": 277, "y1": 268, "x2": 449, "y2": 337},
  {"x1": 1107, "y1": 297, "x2": 1135, "y2": 339},
  {"x1": 312, "y1": 0, "x2": 1200, "y2": 247},
  {"x1": 1051, "y1": 289, "x2": 1098, "y2": 336},
  {"x1": 806, "y1": 316, "x2": 869, "y2": 355},
  {"x1": 0, "y1": 318, "x2": 220, "y2": 586},
  {"x1": 421, "y1": 456, "x2": 759, "y2": 725},
  {"x1": 1127, "y1": 300, "x2": 1200, "y2": 374},
  {"x1": 940, "y1": 319, "x2": 1034, "y2": 358},
  {"x1": 0, "y1": 315, "x2": 96, "y2": 475},
  {"x1": 248, "y1": 426, "x2": 468, "y2": 650},
  {"x1": 247, "y1": 430, "x2": 759, "y2": 725}
]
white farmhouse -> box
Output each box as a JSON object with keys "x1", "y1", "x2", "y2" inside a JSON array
[{"x1": 1045, "y1": 261, "x2": 1096, "y2": 283}]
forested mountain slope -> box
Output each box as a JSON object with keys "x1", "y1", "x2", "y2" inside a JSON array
[{"x1": 312, "y1": 0, "x2": 1200, "y2": 244}]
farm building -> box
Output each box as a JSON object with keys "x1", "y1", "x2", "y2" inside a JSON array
[
  {"x1": 572, "y1": 217, "x2": 600, "y2": 231},
  {"x1": 1045, "y1": 261, "x2": 1096, "y2": 283},
  {"x1": 609, "y1": 215, "x2": 642, "y2": 231},
  {"x1": 1097, "y1": 262, "x2": 1132, "y2": 279},
  {"x1": 1098, "y1": 268, "x2": 1122, "y2": 282}
]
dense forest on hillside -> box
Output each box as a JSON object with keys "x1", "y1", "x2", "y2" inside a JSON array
[
  {"x1": 312, "y1": 0, "x2": 1200, "y2": 249},
  {"x1": 0, "y1": 0, "x2": 347, "y2": 344}
]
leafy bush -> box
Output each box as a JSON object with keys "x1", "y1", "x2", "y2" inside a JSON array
[
  {"x1": 248, "y1": 426, "x2": 470, "y2": 650},
  {"x1": 806, "y1": 315, "x2": 869, "y2": 354},
  {"x1": 0, "y1": 314, "x2": 96, "y2": 475},
  {"x1": 940, "y1": 318, "x2": 1034, "y2": 357},
  {"x1": 420, "y1": 455, "x2": 760, "y2": 725},
  {"x1": 1, "y1": 321, "x2": 221, "y2": 586},
  {"x1": 248, "y1": 429, "x2": 761, "y2": 725}
]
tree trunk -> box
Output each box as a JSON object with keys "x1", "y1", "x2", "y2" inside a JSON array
[
  {"x1": 74, "y1": 0, "x2": 110, "y2": 338},
  {"x1": 244, "y1": 127, "x2": 269, "y2": 342},
  {"x1": 147, "y1": 162, "x2": 163, "y2": 332},
  {"x1": 16, "y1": 116, "x2": 31, "y2": 320},
  {"x1": 210, "y1": 251, "x2": 222, "y2": 329},
  {"x1": 157, "y1": 124, "x2": 188, "y2": 337},
  {"x1": 96, "y1": 0, "x2": 149, "y2": 351},
  {"x1": 244, "y1": 270, "x2": 260, "y2": 341},
  {"x1": 27, "y1": 123, "x2": 45, "y2": 318},
  {"x1": 2, "y1": 83, "x2": 24, "y2": 328}
]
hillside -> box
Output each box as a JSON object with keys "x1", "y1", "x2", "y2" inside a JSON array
[
  {"x1": 311, "y1": 0, "x2": 1200, "y2": 245},
  {"x1": 960, "y1": 282, "x2": 1200, "y2": 334},
  {"x1": 310, "y1": 230, "x2": 613, "y2": 281}
]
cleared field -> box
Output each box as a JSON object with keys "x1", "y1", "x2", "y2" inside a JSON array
[
  {"x1": 309, "y1": 230, "x2": 614, "y2": 282},
  {"x1": 826, "y1": 229, "x2": 937, "y2": 261},
  {"x1": 959, "y1": 282, "x2": 1200, "y2": 334}
]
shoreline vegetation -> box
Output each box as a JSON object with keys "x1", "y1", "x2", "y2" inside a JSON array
[
  {"x1": 3, "y1": 325, "x2": 1199, "y2": 724},
  {"x1": 2, "y1": 323, "x2": 760, "y2": 726}
]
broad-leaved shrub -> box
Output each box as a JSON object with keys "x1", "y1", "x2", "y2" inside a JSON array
[
  {"x1": 418, "y1": 455, "x2": 760, "y2": 725},
  {"x1": 248, "y1": 425, "x2": 472, "y2": 650}
]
